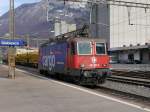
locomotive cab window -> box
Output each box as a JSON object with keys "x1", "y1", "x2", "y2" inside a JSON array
[
  {"x1": 96, "y1": 43, "x2": 106, "y2": 55},
  {"x1": 77, "y1": 42, "x2": 92, "y2": 55}
]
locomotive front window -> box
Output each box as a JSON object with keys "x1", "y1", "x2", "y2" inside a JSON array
[
  {"x1": 77, "y1": 42, "x2": 92, "y2": 55},
  {"x1": 96, "y1": 43, "x2": 106, "y2": 54}
]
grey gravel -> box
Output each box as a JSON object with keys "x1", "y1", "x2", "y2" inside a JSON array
[{"x1": 102, "y1": 80, "x2": 150, "y2": 98}]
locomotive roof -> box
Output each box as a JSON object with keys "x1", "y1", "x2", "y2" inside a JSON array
[
  {"x1": 40, "y1": 25, "x2": 106, "y2": 47},
  {"x1": 41, "y1": 37, "x2": 106, "y2": 47},
  {"x1": 70, "y1": 37, "x2": 106, "y2": 43}
]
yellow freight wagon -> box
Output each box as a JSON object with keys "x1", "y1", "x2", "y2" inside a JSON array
[{"x1": 15, "y1": 48, "x2": 39, "y2": 68}]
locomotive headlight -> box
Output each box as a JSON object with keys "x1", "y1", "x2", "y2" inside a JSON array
[
  {"x1": 83, "y1": 71, "x2": 91, "y2": 77},
  {"x1": 83, "y1": 71, "x2": 88, "y2": 77},
  {"x1": 102, "y1": 64, "x2": 107, "y2": 67},
  {"x1": 80, "y1": 64, "x2": 85, "y2": 68}
]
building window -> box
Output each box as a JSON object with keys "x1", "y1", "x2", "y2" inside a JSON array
[{"x1": 149, "y1": 53, "x2": 150, "y2": 61}]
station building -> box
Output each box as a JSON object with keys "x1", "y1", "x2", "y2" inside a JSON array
[
  {"x1": 107, "y1": 0, "x2": 150, "y2": 63},
  {"x1": 110, "y1": 44, "x2": 150, "y2": 64}
]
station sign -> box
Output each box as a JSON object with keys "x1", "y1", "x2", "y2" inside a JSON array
[{"x1": 0, "y1": 39, "x2": 26, "y2": 46}]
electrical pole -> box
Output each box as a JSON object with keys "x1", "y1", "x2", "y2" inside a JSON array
[
  {"x1": 26, "y1": 34, "x2": 30, "y2": 64},
  {"x1": 8, "y1": 0, "x2": 16, "y2": 79},
  {"x1": 9, "y1": 0, "x2": 15, "y2": 39}
]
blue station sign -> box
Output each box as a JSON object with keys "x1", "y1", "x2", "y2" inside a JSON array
[{"x1": 0, "y1": 39, "x2": 26, "y2": 46}]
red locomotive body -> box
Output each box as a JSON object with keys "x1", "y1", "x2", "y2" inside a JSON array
[
  {"x1": 65, "y1": 38, "x2": 110, "y2": 85},
  {"x1": 67, "y1": 38, "x2": 109, "y2": 69},
  {"x1": 39, "y1": 26, "x2": 111, "y2": 85}
]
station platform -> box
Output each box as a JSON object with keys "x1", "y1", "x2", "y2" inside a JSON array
[{"x1": 0, "y1": 64, "x2": 149, "y2": 112}]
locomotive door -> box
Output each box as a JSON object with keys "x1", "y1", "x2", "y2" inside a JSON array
[{"x1": 68, "y1": 42, "x2": 76, "y2": 69}]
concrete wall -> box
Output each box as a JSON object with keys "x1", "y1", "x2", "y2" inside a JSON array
[
  {"x1": 54, "y1": 20, "x2": 76, "y2": 36},
  {"x1": 117, "y1": 50, "x2": 141, "y2": 63},
  {"x1": 90, "y1": 3, "x2": 110, "y2": 47},
  {"x1": 54, "y1": 20, "x2": 61, "y2": 36},
  {"x1": 118, "y1": 51, "x2": 128, "y2": 63},
  {"x1": 142, "y1": 49, "x2": 150, "y2": 64},
  {"x1": 134, "y1": 51, "x2": 140, "y2": 60}
]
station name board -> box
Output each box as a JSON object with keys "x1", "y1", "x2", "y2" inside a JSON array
[{"x1": 0, "y1": 39, "x2": 26, "y2": 46}]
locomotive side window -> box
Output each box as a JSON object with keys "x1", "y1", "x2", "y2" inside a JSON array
[
  {"x1": 96, "y1": 43, "x2": 106, "y2": 54},
  {"x1": 77, "y1": 42, "x2": 92, "y2": 55}
]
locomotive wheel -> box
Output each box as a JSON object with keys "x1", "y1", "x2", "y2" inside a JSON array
[
  {"x1": 43, "y1": 71, "x2": 49, "y2": 77},
  {"x1": 99, "y1": 78, "x2": 106, "y2": 84},
  {"x1": 78, "y1": 75, "x2": 86, "y2": 86}
]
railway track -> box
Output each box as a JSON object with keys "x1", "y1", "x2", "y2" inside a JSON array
[
  {"x1": 111, "y1": 70, "x2": 150, "y2": 80},
  {"x1": 95, "y1": 86, "x2": 150, "y2": 108},
  {"x1": 108, "y1": 76, "x2": 150, "y2": 88},
  {"x1": 17, "y1": 64, "x2": 150, "y2": 88},
  {"x1": 111, "y1": 69, "x2": 150, "y2": 88}
]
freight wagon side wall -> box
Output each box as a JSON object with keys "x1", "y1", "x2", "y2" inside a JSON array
[{"x1": 39, "y1": 42, "x2": 68, "y2": 74}]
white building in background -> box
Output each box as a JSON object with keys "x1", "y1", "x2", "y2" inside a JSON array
[
  {"x1": 54, "y1": 20, "x2": 61, "y2": 37},
  {"x1": 68, "y1": 24, "x2": 77, "y2": 32},
  {"x1": 106, "y1": 0, "x2": 150, "y2": 64},
  {"x1": 110, "y1": 0, "x2": 150, "y2": 48},
  {"x1": 54, "y1": 20, "x2": 76, "y2": 36}
]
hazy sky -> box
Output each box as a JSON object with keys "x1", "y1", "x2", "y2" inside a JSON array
[{"x1": 0, "y1": 0, "x2": 41, "y2": 15}]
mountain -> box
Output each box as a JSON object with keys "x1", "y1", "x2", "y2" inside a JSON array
[{"x1": 0, "y1": 0, "x2": 90, "y2": 39}]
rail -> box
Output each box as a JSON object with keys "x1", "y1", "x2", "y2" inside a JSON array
[
  {"x1": 108, "y1": 76, "x2": 150, "y2": 88},
  {"x1": 111, "y1": 64, "x2": 150, "y2": 71}
]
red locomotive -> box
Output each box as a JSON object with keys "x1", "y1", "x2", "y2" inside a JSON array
[{"x1": 38, "y1": 26, "x2": 110, "y2": 85}]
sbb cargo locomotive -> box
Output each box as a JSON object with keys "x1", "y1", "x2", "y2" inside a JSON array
[{"x1": 38, "y1": 27, "x2": 110, "y2": 85}]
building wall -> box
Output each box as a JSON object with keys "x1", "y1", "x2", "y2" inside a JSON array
[
  {"x1": 61, "y1": 21, "x2": 68, "y2": 34},
  {"x1": 134, "y1": 51, "x2": 140, "y2": 60},
  {"x1": 118, "y1": 51, "x2": 128, "y2": 63},
  {"x1": 90, "y1": 3, "x2": 110, "y2": 47},
  {"x1": 110, "y1": 0, "x2": 150, "y2": 48},
  {"x1": 114, "y1": 49, "x2": 150, "y2": 64},
  {"x1": 54, "y1": 20, "x2": 61, "y2": 36},
  {"x1": 68, "y1": 24, "x2": 76, "y2": 32},
  {"x1": 54, "y1": 20, "x2": 76, "y2": 36},
  {"x1": 117, "y1": 50, "x2": 141, "y2": 63},
  {"x1": 142, "y1": 49, "x2": 150, "y2": 63}
]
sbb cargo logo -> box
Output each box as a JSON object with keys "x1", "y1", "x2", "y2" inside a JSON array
[{"x1": 42, "y1": 55, "x2": 55, "y2": 71}]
